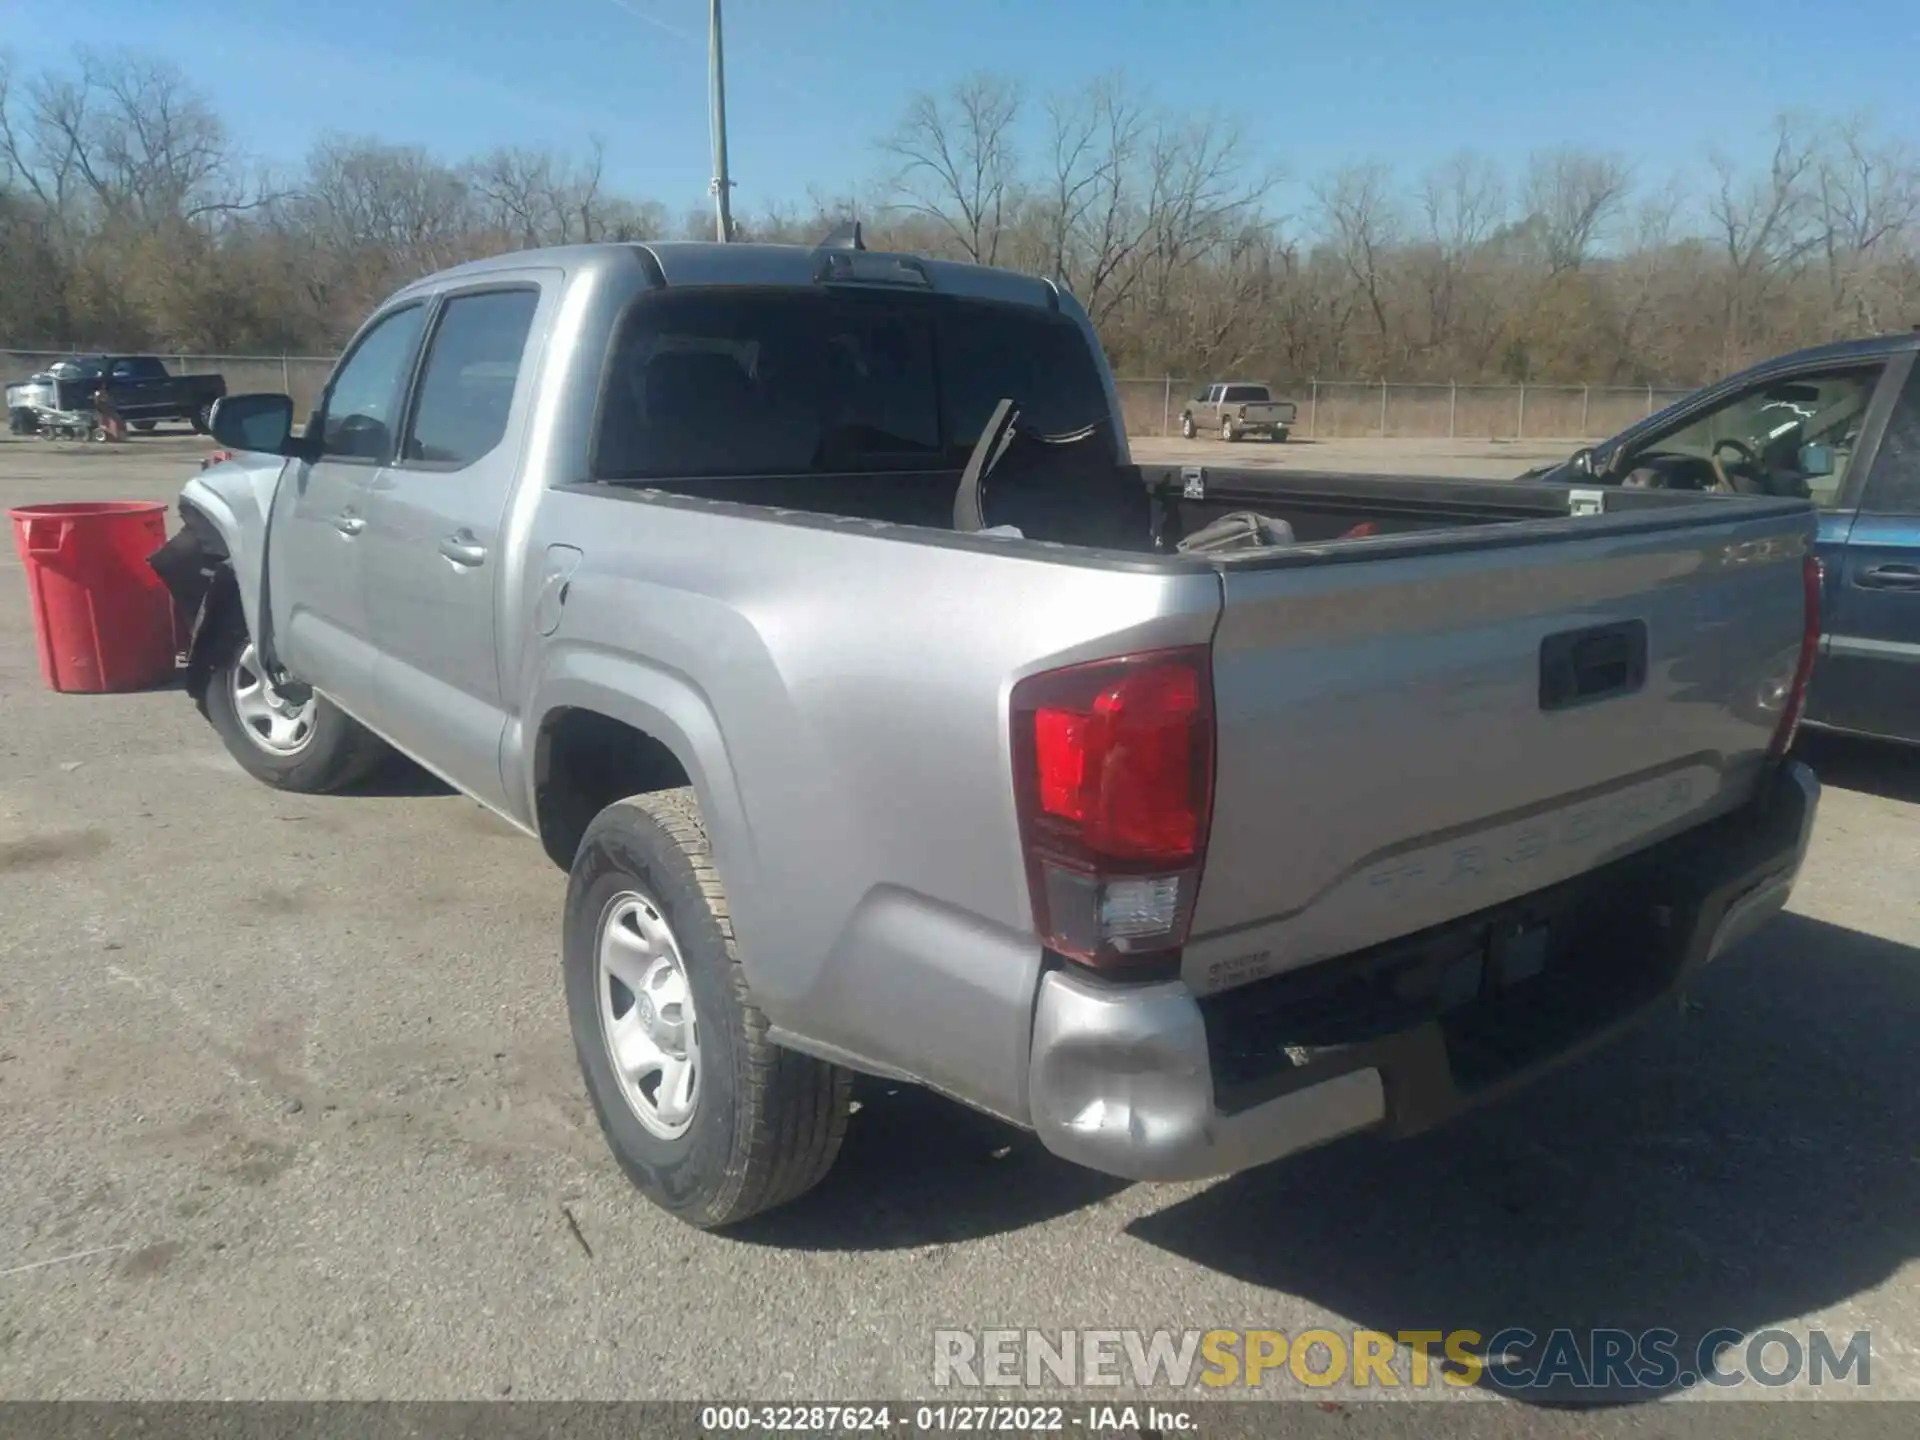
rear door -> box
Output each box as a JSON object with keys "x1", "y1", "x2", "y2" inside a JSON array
[
  {"x1": 1811, "y1": 356, "x2": 1920, "y2": 742},
  {"x1": 361, "y1": 280, "x2": 548, "y2": 809}
]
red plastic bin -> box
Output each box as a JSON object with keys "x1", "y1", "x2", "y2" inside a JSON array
[{"x1": 10, "y1": 501, "x2": 179, "y2": 693}]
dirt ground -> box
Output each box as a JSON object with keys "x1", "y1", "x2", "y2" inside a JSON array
[{"x1": 2, "y1": 431, "x2": 1918, "y2": 1415}]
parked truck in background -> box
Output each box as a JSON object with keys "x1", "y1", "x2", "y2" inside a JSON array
[
  {"x1": 1181, "y1": 382, "x2": 1295, "y2": 441},
  {"x1": 1528, "y1": 332, "x2": 1920, "y2": 748},
  {"x1": 153, "y1": 237, "x2": 1821, "y2": 1230},
  {"x1": 6, "y1": 353, "x2": 228, "y2": 435}
]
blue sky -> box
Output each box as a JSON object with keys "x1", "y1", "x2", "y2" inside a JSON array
[{"x1": 4, "y1": 0, "x2": 1916, "y2": 220}]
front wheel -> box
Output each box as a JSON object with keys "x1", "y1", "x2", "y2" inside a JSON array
[
  {"x1": 565, "y1": 791, "x2": 852, "y2": 1228},
  {"x1": 1180, "y1": 413, "x2": 1196, "y2": 439},
  {"x1": 201, "y1": 623, "x2": 389, "y2": 792}
]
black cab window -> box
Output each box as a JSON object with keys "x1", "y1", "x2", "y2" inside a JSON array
[
  {"x1": 938, "y1": 303, "x2": 1111, "y2": 446},
  {"x1": 403, "y1": 289, "x2": 541, "y2": 467},
  {"x1": 319, "y1": 304, "x2": 427, "y2": 461},
  {"x1": 597, "y1": 290, "x2": 939, "y2": 479}
]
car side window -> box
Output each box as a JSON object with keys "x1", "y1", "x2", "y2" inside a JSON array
[
  {"x1": 317, "y1": 304, "x2": 427, "y2": 462},
  {"x1": 1860, "y1": 361, "x2": 1920, "y2": 514},
  {"x1": 1627, "y1": 365, "x2": 1884, "y2": 506},
  {"x1": 401, "y1": 289, "x2": 541, "y2": 467}
]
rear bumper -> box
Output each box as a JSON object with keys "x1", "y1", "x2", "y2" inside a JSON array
[{"x1": 1027, "y1": 760, "x2": 1819, "y2": 1182}]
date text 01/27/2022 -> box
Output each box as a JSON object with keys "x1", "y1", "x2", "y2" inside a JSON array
[{"x1": 696, "y1": 1404, "x2": 1195, "y2": 1433}]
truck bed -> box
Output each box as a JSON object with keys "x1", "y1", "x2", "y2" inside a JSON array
[{"x1": 572, "y1": 465, "x2": 1813, "y2": 1014}]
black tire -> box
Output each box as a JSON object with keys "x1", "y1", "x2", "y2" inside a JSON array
[
  {"x1": 1180, "y1": 413, "x2": 1195, "y2": 439},
  {"x1": 193, "y1": 404, "x2": 213, "y2": 434},
  {"x1": 1272, "y1": 428, "x2": 1289, "y2": 443},
  {"x1": 200, "y1": 618, "x2": 390, "y2": 793},
  {"x1": 565, "y1": 791, "x2": 851, "y2": 1228}
]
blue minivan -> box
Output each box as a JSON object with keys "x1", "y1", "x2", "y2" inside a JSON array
[{"x1": 1534, "y1": 333, "x2": 1920, "y2": 747}]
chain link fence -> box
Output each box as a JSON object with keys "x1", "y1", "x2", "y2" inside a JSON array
[
  {"x1": 6, "y1": 349, "x2": 1698, "y2": 444},
  {"x1": 1116, "y1": 378, "x2": 1699, "y2": 441}
]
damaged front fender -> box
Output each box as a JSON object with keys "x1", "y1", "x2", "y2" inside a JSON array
[
  {"x1": 147, "y1": 508, "x2": 237, "y2": 703},
  {"x1": 147, "y1": 454, "x2": 290, "y2": 703}
]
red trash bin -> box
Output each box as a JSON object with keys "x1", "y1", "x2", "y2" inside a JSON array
[{"x1": 10, "y1": 501, "x2": 179, "y2": 694}]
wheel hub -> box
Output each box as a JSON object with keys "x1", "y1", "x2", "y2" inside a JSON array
[
  {"x1": 597, "y1": 892, "x2": 701, "y2": 1139},
  {"x1": 229, "y1": 643, "x2": 315, "y2": 755}
]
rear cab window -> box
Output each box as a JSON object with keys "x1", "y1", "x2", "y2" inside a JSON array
[
  {"x1": 402, "y1": 288, "x2": 541, "y2": 468},
  {"x1": 592, "y1": 288, "x2": 1112, "y2": 481},
  {"x1": 1221, "y1": 385, "x2": 1270, "y2": 404}
]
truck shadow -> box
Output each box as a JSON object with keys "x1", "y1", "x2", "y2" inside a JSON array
[
  {"x1": 1798, "y1": 730, "x2": 1920, "y2": 805},
  {"x1": 1124, "y1": 911, "x2": 1917, "y2": 1405},
  {"x1": 730, "y1": 1078, "x2": 1127, "y2": 1250}
]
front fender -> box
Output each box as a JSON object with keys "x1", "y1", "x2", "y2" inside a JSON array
[{"x1": 177, "y1": 456, "x2": 293, "y2": 645}]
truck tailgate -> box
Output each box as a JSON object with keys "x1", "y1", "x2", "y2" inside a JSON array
[{"x1": 1184, "y1": 504, "x2": 1813, "y2": 996}]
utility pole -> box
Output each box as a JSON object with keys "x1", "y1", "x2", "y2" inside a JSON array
[{"x1": 708, "y1": 0, "x2": 734, "y2": 242}]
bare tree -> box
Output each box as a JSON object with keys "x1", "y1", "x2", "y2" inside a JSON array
[
  {"x1": 3, "y1": 50, "x2": 260, "y2": 230},
  {"x1": 1523, "y1": 148, "x2": 1630, "y2": 275},
  {"x1": 1314, "y1": 162, "x2": 1401, "y2": 359},
  {"x1": 1811, "y1": 116, "x2": 1920, "y2": 335},
  {"x1": 879, "y1": 75, "x2": 1021, "y2": 265},
  {"x1": 1413, "y1": 150, "x2": 1505, "y2": 357},
  {"x1": 1709, "y1": 117, "x2": 1821, "y2": 365}
]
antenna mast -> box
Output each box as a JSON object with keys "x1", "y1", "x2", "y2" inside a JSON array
[{"x1": 708, "y1": 0, "x2": 734, "y2": 241}]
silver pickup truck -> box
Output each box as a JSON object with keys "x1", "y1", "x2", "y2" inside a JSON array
[
  {"x1": 152, "y1": 238, "x2": 1822, "y2": 1230},
  {"x1": 1181, "y1": 382, "x2": 1296, "y2": 441}
]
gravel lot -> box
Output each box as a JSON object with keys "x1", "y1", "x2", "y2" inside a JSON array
[{"x1": 2, "y1": 432, "x2": 1918, "y2": 1415}]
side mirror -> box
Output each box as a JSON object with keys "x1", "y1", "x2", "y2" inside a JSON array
[
  {"x1": 1565, "y1": 446, "x2": 1596, "y2": 477},
  {"x1": 1798, "y1": 442, "x2": 1835, "y2": 478},
  {"x1": 208, "y1": 393, "x2": 298, "y2": 455}
]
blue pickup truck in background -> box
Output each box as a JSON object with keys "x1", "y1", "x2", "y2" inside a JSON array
[{"x1": 1532, "y1": 332, "x2": 1920, "y2": 748}]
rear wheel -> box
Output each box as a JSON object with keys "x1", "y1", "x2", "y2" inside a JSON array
[
  {"x1": 565, "y1": 791, "x2": 851, "y2": 1228},
  {"x1": 193, "y1": 404, "x2": 213, "y2": 434},
  {"x1": 1220, "y1": 416, "x2": 1238, "y2": 442},
  {"x1": 201, "y1": 622, "x2": 389, "y2": 792}
]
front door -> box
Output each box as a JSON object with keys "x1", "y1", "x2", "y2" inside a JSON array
[
  {"x1": 268, "y1": 302, "x2": 428, "y2": 722},
  {"x1": 1811, "y1": 359, "x2": 1920, "y2": 742},
  {"x1": 360, "y1": 283, "x2": 546, "y2": 810}
]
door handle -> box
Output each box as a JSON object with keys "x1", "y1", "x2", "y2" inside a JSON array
[
  {"x1": 439, "y1": 531, "x2": 488, "y2": 567},
  {"x1": 333, "y1": 512, "x2": 365, "y2": 536},
  {"x1": 1856, "y1": 563, "x2": 1920, "y2": 590}
]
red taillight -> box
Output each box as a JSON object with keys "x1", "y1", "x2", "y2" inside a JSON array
[
  {"x1": 1769, "y1": 553, "x2": 1822, "y2": 758},
  {"x1": 1011, "y1": 647, "x2": 1215, "y2": 969}
]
